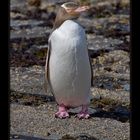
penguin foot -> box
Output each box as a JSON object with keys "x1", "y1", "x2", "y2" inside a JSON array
[
  {"x1": 55, "y1": 104, "x2": 69, "y2": 119},
  {"x1": 55, "y1": 111, "x2": 69, "y2": 119},
  {"x1": 77, "y1": 112, "x2": 90, "y2": 119},
  {"x1": 77, "y1": 105, "x2": 90, "y2": 119}
]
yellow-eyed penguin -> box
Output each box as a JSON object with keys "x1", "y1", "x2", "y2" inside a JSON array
[{"x1": 45, "y1": 2, "x2": 92, "y2": 119}]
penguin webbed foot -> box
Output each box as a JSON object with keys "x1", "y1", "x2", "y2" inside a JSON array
[
  {"x1": 77, "y1": 105, "x2": 90, "y2": 119},
  {"x1": 55, "y1": 104, "x2": 69, "y2": 119},
  {"x1": 77, "y1": 112, "x2": 90, "y2": 119},
  {"x1": 55, "y1": 111, "x2": 69, "y2": 118}
]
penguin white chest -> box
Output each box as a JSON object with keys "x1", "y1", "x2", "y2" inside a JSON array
[{"x1": 49, "y1": 20, "x2": 91, "y2": 107}]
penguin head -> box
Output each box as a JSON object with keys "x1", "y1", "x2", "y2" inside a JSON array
[
  {"x1": 61, "y1": 2, "x2": 90, "y2": 18},
  {"x1": 53, "y1": 2, "x2": 90, "y2": 30}
]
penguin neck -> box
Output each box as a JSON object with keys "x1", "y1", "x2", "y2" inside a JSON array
[
  {"x1": 50, "y1": 19, "x2": 78, "y2": 38},
  {"x1": 53, "y1": 18, "x2": 79, "y2": 31},
  {"x1": 71, "y1": 19, "x2": 83, "y2": 28},
  {"x1": 56, "y1": 19, "x2": 85, "y2": 39},
  {"x1": 52, "y1": 6, "x2": 80, "y2": 31}
]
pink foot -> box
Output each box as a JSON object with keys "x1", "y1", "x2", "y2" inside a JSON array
[
  {"x1": 77, "y1": 112, "x2": 90, "y2": 119},
  {"x1": 77, "y1": 105, "x2": 90, "y2": 119},
  {"x1": 55, "y1": 104, "x2": 69, "y2": 119}
]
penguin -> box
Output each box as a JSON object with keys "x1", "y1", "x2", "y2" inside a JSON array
[{"x1": 45, "y1": 2, "x2": 93, "y2": 119}]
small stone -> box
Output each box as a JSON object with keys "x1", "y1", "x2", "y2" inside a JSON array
[
  {"x1": 13, "y1": 135, "x2": 19, "y2": 138},
  {"x1": 123, "y1": 84, "x2": 130, "y2": 91}
]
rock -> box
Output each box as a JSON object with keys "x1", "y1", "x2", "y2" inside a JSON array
[
  {"x1": 10, "y1": 27, "x2": 50, "y2": 45},
  {"x1": 91, "y1": 50, "x2": 130, "y2": 93},
  {"x1": 10, "y1": 66, "x2": 46, "y2": 95},
  {"x1": 91, "y1": 87, "x2": 129, "y2": 103},
  {"x1": 87, "y1": 35, "x2": 123, "y2": 52},
  {"x1": 114, "y1": 105, "x2": 130, "y2": 115},
  {"x1": 123, "y1": 84, "x2": 130, "y2": 91},
  {"x1": 10, "y1": 12, "x2": 28, "y2": 20},
  {"x1": 27, "y1": 0, "x2": 41, "y2": 7},
  {"x1": 75, "y1": 133, "x2": 98, "y2": 140},
  {"x1": 46, "y1": 134, "x2": 61, "y2": 140},
  {"x1": 10, "y1": 19, "x2": 45, "y2": 29},
  {"x1": 79, "y1": 14, "x2": 129, "y2": 36},
  {"x1": 10, "y1": 0, "x2": 26, "y2": 10}
]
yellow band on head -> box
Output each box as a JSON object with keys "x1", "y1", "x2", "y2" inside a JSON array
[{"x1": 61, "y1": 3, "x2": 67, "y2": 9}]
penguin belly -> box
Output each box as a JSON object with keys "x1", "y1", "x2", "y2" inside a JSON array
[{"x1": 49, "y1": 20, "x2": 91, "y2": 107}]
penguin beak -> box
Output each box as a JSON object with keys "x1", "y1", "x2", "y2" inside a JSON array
[
  {"x1": 63, "y1": 5, "x2": 90, "y2": 15},
  {"x1": 74, "y1": 6, "x2": 90, "y2": 13}
]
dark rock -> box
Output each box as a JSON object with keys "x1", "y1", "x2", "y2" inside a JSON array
[
  {"x1": 88, "y1": 35, "x2": 123, "y2": 51},
  {"x1": 87, "y1": 35, "x2": 123, "y2": 58},
  {"x1": 61, "y1": 134, "x2": 76, "y2": 140},
  {"x1": 75, "y1": 133, "x2": 98, "y2": 140},
  {"x1": 10, "y1": 133, "x2": 49, "y2": 140},
  {"x1": 10, "y1": 27, "x2": 50, "y2": 45},
  {"x1": 114, "y1": 105, "x2": 130, "y2": 115},
  {"x1": 122, "y1": 84, "x2": 130, "y2": 91},
  {"x1": 46, "y1": 134, "x2": 61, "y2": 140},
  {"x1": 10, "y1": 19, "x2": 45, "y2": 29}
]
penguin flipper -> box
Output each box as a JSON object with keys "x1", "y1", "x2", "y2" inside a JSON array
[
  {"x1": 44, "y1": 40, "x2": 53, "y2": 94},
  {"x1": 87, "y1": 37, "x2": 93, "y2": 87},
  {"x1": 89, "y1": 56, "x2": 93, "y2": 87}
]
